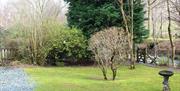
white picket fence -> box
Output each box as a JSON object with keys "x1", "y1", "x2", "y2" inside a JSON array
[{"x1": 0, "y1": 48, "x2": 17, "y2": 66}]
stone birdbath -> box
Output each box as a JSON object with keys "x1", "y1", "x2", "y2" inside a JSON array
[{"x1": 159, "y1": 70, "x2": 174, "y2": 91}]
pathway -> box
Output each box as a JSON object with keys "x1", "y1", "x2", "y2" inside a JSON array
[{"x1": 0, "y1": 67, "x2": 34, "y2": 91}]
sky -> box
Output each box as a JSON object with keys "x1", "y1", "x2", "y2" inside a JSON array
[
  {"x1": 0, "y1": 0, "x2": 66, "y2": 8},
  {"x1": 0, "y1": 0, "x2": 8, "y2": 7},
  {"x1": 0, "y1": 0, "x2": 8, "y2": 4},
  {"x1": 0, "y1": 0, "x2": 68, "y2": 27}
]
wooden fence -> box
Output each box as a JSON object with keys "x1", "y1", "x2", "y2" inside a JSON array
[{"x1": 0, "y1": 48, "x2": 17, "y2": 66}]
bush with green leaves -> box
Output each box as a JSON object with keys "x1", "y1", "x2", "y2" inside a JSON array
[
  {"x1": 1, "y1": 21, "x2": 88, "y2": 66},
  {"x1": 42, "y1": 22, "x2": 88, "y2": 65}
]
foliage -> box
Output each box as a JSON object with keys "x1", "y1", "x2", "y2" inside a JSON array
[
  {"x1": 1, "y1": 20, "x2": 87, "y2": 66},
  {"x1": 0, "y1": 27, "x2": 3, "y2": 47},
  {"x1": 133, "y1": 0, "x2": 149, "y2": 43},
  {"x1": 156, "y1": 57, "x2": 169, "y2": 66},
  {"x1": 65, "y1": 0, "x2": 121, "y2": 37},
  {"x1": 89, "y1": 27, "x2": 129, "y2": 80},
  {"x1": 42, "y1": 21, "x2": 88, "y2": 65},
  {"x1": 175, "y1": 55, "x2": 180, "y2": 60},
  {"x1": 65, "y1": 0, "x2": 149, "y2": 43},
  {"x1": 0, "y1": 24, "x2": 30, "y2": 63},
  {"x1": 55, "y1": 62, "x2": 65, "y2": 67}
]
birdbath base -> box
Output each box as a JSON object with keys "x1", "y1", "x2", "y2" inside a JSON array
[{"x1": 159, "y1": 70, "x2": 174, "y2": 91}]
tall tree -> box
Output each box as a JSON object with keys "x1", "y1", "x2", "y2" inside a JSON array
[
  {"x1": 167, "y1": 0, "x2": 175, "y2": 67},
  {"x1": 118, "y1": 0, "x2": 134, "y2": 69},
  {"x1": 65, "y1": 0, "x2": 121, "y2": 37},
  {"x1": 133, "y1": 0, "x2": 149, "y2": 43},
  {"x1": 65, "y1": 0, "x2": 148, "y2": 43},
  {"x1": 65, "y1": 0, "x2": 148, "y2": 68},
  {"x1": 147, "y1": 0, "x2": 157, "y2": 36}
]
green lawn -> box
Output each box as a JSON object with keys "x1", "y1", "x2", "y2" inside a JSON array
[{"x1": 25, "y1": 65, "x2": 180, "y2": 91}]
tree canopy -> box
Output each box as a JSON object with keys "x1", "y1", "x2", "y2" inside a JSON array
[{"x1": 65, "y1": 0, "x2": 149, "y2": 43}]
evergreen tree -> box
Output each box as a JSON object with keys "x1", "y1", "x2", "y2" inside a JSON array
[
  {"x1": 133, "y1": 0, "x2": 149, "y2": 43},
  {"x1": 65, "y1": 0, "x2": 148, "y2": 43}
]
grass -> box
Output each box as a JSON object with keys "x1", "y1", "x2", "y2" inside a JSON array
[{"x1": 25, "y1": 65, "x2": 180, "y2": 91}]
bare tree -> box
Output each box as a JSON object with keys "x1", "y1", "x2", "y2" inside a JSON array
[
  {"x1": 89, "y1": 27, "x2": 129, "y2": 80},
  {"x1": 170, "y1": 0, "x2": 180, "y2": 25},
  {"x1": 171, "y1": 0, "x2": 180, "y2": 37},
  {"x1": 147, "y1": 0, "x2": 157, "y2": 36},
  {"x1": 167, "y1": 0, "x2": 175, "y2": 67},
  {"x1": 1, "y1": 0, "x2": 68, "y2": 65},
  {"x1": 118, "y1": 0, "x2": 135, "y2": 69},
  {"x1": 146, "y1": 0, "x2": 168, "y2": 64}
]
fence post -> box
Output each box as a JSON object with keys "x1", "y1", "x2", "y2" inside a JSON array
[{"x1": 0, "y1": 48, "x2": 16, "y2": 66}]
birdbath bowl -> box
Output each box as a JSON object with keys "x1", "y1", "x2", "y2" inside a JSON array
[{"x1": 159, "y1": 70, "x2": 174, "y2": 91}]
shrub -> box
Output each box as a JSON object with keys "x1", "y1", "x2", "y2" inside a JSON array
[
  {"x1": 55, "y1": 62, "x2": 65, "y2": 67},
  {"x1": 89, "y1": 27, "x2": 129, "y2": 80},
  {"x1": 42, "y1": 22, "x2": 88, "y2": 65},
  {"x1": 175, "y1": 55, "x2": 180, "y2": 60},
  {"x1": 1, "y1": 21, "x2": 88, "y2": 66},
  {"x1": 156, "y1": 57, "x2": 169, "y2": 66}
]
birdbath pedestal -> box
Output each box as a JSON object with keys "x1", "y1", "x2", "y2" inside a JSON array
[{"x1": 159, "y1": 70, "x2": 174, "y2": 91}]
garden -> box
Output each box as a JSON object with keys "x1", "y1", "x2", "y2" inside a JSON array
[{"x1": 0, "y1": 0, "x2": 180, "y2": 91}]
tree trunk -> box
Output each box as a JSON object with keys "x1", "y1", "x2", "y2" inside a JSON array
[
  {"x1": 152, "y1": 11, "x2": 158, "y2": 64},
  {"x1": 119, "y1": 0, "x2": 135, "y2": 69},
  {"x1": 167, "y1": 0, "x2": 175, "y2": 67},
  {"x1": 110, "y1": 62, "x2": 117, "y2": 80},
  {"x1": 110, "y1": 51, "x2": 117, "y2": 80},
  {"x1": 168, "y1": 48, "x2": 170, "y2": 66},
  {"x1": 130, "y1": 0, "x2": 135, "y2": 69},
  {"x1": 102, "y1": 68, "x2": 108, "y2": 80},
  {"x1": 160, "y1": 10, "x2": 163, "y2": 38},
  {"x1": 95, "y1": 48, "x2": 108, "y2": 80},
  {"x1": 148, "y1": 0, "x2": 152, "y2": 36},
  {"x1": 112, "y1": 68, "x2": 117, "y2": 80}
]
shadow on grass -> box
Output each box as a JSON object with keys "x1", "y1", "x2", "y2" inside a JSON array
[{"x1": 83, "y1": 76, "x2": 121, "y2": 81}]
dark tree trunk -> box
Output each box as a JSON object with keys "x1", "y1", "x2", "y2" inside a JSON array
[
  {"x1": 110, "y1": 51, "x2": 117, "y2": 80},
  {"x1": 102, "y1": 68, "x2": 108, "y2": 80},
  {"x1": 167, "y1": 0, "x2": 175, "y2": 67},
  {"x1": 112, "y1": 69, "x2": 117, "y2": 80}
]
